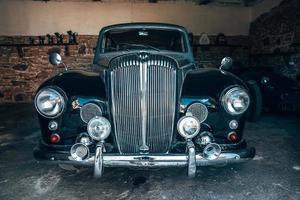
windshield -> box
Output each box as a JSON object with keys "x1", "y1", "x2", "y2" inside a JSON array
[{"x1": 101, "y1": 28, "x2": 187, "y2": 53}]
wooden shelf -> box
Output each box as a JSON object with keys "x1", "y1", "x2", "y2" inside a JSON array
[{"x1": 0, "y1": 43, "x2": 79, "y2": 57}]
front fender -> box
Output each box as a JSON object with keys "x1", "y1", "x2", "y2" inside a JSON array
[
  {"x1": 38, "y1": 70, "x2": 107, "y2": 99},
  {"x1": 35, "y1": 70, "x2": 108, "y2": 145},
  {"x1": 181, "y1": 68, "x2": 249, "y2": 143},
  {"x1": 181, "y1": 68, "x2": 247, "y2": 99}
]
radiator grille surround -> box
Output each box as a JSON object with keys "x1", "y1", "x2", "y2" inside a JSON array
[{"x1": 109, "y1": 53, "x2": 177, "y2": 153}]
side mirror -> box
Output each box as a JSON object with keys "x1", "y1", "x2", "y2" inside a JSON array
[
  {"x1": 49, "y1": 53, "x2": 62, "y2": 66},
  {"x1": 220, "y1": 57, "x2": 233, "y2": 71},
  {"x1": 49, "y1": 52, "x2": 68, "y2": 71}
]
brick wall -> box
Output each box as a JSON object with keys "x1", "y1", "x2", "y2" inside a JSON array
[
  {"x1": 250, "y1": 0, "x2": 300, "y2": 80},
  {"x1": 0, "y1": 35, "x2": 97, "y2": 102}
]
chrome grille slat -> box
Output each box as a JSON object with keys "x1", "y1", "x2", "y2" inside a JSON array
[{"x1": 110, "y1": 54, "x2": 177, "y2": 153}]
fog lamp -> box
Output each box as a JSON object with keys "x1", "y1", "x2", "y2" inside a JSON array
[
  {"x1": 76, "y1": 132, "x2": 93, "y2": 146},
  {"x1": 203, "y1": 143, "x2": 221, "y2": 160},
  {"x1": 197, "y1": 131, "x2": 214, "y2": 146},
  {"x1": 70, "y1": 143, "x2": 90, "y2": 161},
  {"x1": 177, "y1": 115, "x2": 200, "y2": 139},
  {"x1": 87, "y1": 116, "x2": 111, "y2": 141}
]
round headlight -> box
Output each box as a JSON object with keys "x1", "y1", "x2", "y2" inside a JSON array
[
  {"x1": 221, "y1": 86, "x2": 250, "y2": 115},
  {"x1": 87, "y1": 116, "x2": 111, "y2": 141},
  {"x1": 177, "y1": 115, "x2": 201, "y2": 139},
  {"x1": 35, "y1": 88, "x2": 65, "y2": 118}
]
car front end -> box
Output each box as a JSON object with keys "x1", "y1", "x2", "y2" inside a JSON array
[{"x1": 33, "y1": 23, "x2": 255, "y2": 178}]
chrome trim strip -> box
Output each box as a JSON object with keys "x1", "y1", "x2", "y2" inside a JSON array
[
  {"x1": 110, "y1": 71, "x2": 122, "y2": 153},
  {"x1": 139, "y1": 58, "x2": 149, "y2": 153}
]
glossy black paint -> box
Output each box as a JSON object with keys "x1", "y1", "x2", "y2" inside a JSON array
[
  {"x1": 180, "y1": 68, "x2": 248, "y2": 142},
  {"x1": 35, "y1": 23, "x2": 251, "y2": 155},
  {"x1": 39, "y1": 70, "x2": 107, "y2": 99},
  {"x1": 182, "y1": 68, "x2": 247, "y2": 98}
]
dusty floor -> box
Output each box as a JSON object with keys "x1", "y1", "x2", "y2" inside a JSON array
[{"x1": 0, "y1": 104, "x2": 299, "y2": 200}]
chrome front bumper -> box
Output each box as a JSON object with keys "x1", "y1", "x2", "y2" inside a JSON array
[
  {"x1": 64, "y1": 152, "x2": 250, "y2": 167},
  {"x1": 34, "y1": 140, "x2": 255, "y2": 178}
]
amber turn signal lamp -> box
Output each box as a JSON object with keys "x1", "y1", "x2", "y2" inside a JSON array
[
  {"x1": 50, "y1": 133, "x2": 60, "y2": 143},
  {"x1": 228, "y1": 132, "x2": 238, "y2": 142}
]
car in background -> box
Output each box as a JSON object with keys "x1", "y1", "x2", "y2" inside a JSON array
[{"x1": 230, "y1": 65, "x2": 300, "y2": 116}]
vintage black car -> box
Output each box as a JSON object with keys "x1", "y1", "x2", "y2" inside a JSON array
[{"x1": 33, "y1": 23, "x2": 255, "y2": 178}]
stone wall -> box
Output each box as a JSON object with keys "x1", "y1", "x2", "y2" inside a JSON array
[
  {"x1": 193, "y1": 35, "x2": 250, "y2": 68},
  {"x1": 250, "y1": 0, "x2": 300, "y2": 80}
]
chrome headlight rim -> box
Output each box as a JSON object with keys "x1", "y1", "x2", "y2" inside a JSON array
[
  {"x1": 177, "y1": 115, "x2": 201, "y2": 139},
  {"x1": 87, "y1": 116, "x2": 111, "y2": 141},
  {"x1": 221, "y1": 86, "x2": 250, "y2": 115},
  {"x1": 34, "y1": 86, "x2": 66, "y2": 118}
]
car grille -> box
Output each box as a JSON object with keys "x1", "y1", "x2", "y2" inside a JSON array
[{"x1": 109, "y1": 53, "x2": 177, "y2": 153}]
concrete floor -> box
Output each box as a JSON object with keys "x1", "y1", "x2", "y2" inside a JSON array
[{"x1": 0, "y1": 104, "x2": 299, "y2": 200}]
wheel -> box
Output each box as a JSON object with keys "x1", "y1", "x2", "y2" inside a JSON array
[{"x1": 245, "y1": 80, "x2": 262, "y2": 122}]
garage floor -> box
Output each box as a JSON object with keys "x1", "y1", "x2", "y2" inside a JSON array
[{"x1": 0, "y1": 104, "x2": 299, "y2": 200}]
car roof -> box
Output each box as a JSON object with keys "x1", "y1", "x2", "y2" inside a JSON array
[{"x1": 100, "y1": 22, "x2": 188, "y2": 33}]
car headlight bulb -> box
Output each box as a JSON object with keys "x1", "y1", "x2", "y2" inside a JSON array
[
  {"x1": 177, "y1": 115, "x2": 200, "y2": 139},
  {"x1": 87, "y1": 116, "x2": 111, "y2": 141},
  {"x1": 221, "y1": 86, "x2": 250, "y2": 115},
  {"x1": 35, "y1": 88, "x2": 65, "y2": 118}
]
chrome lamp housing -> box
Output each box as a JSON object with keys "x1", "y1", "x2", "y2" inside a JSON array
[
  {"x1": 221, "y1": 86, "x2": 250, "y2": 115},
  {"x1": 34, "y1": 87, "x2": 65, "y2": 118}
]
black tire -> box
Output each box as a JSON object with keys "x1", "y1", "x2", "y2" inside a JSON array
[{"x1": 246, "y1": 80, "x2": 262, "y2": 122}]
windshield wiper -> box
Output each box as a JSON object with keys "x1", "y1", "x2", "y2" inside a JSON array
[{"x1": 119, "y1": 43, "x2": 160, "y2": 51}]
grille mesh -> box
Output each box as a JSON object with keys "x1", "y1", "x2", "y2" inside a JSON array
[
  {"x1": 80, "y1": 103, "x2": 102, "y2": 123},
  {"x1": 110, "y1": 53, "x2": 177, "y2": 153},
  {"x1": 186, "y1": 103, "x2": 208, "y2": 123}
]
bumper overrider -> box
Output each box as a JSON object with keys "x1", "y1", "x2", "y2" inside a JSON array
[{"x1": 34, "y1": 140, "x2": 255, "y2": 178}]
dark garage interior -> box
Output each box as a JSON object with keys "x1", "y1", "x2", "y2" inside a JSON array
[{"x1": 0, "y1": 0, "x2": 300, "y2": 199}]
